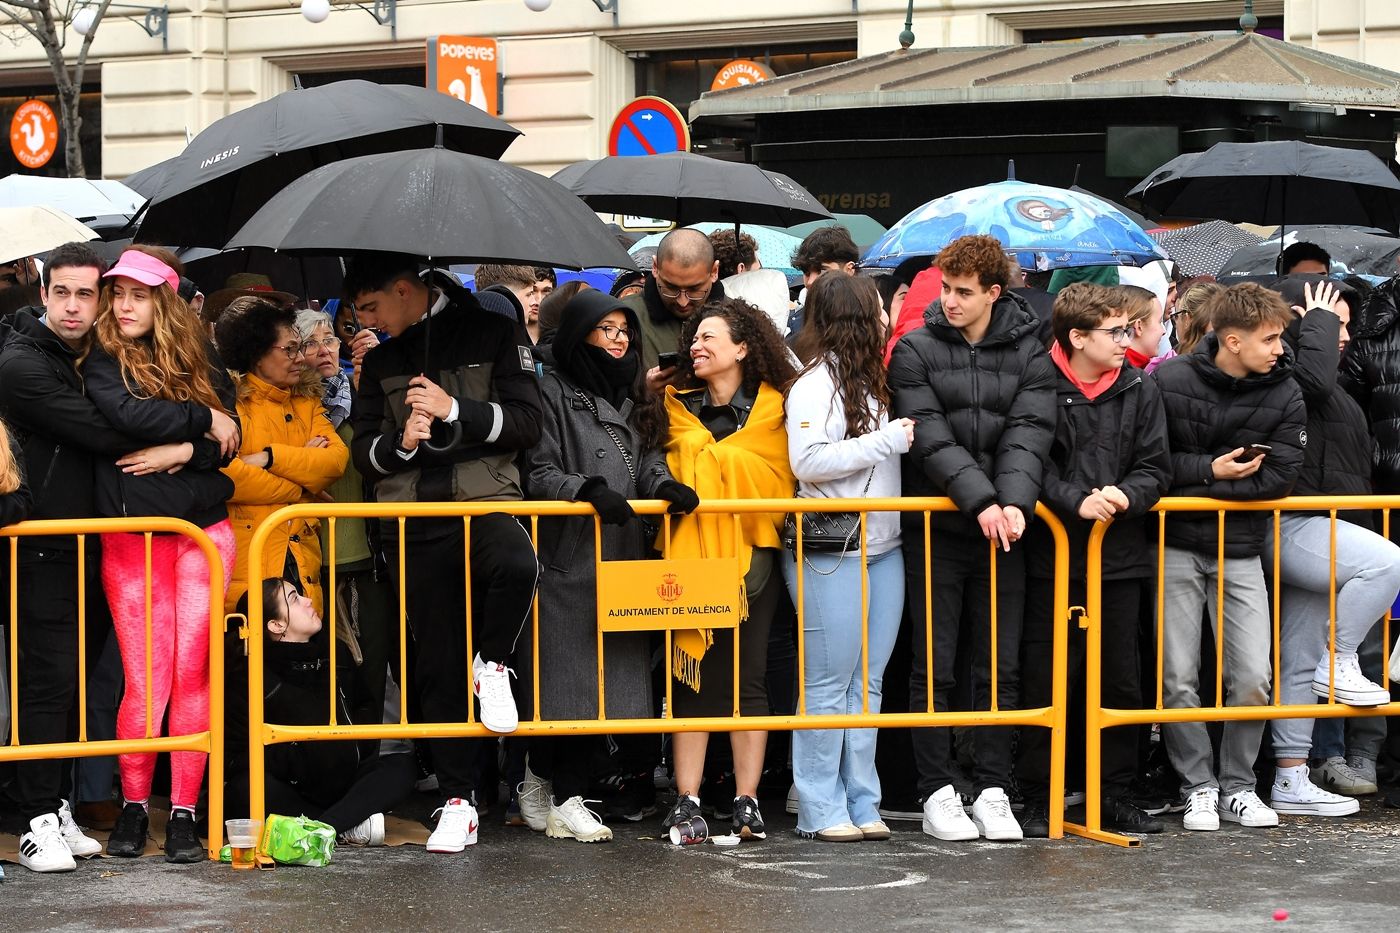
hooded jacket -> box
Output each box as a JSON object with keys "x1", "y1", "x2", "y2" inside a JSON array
[
  {"x1": 1340, "y1": 276, "x2": 1400, "y2": 491},
  {"x1": 0, "y1": 310, "x2": 142, "y2": 548},
  {"x1": 1150, "y1": 334, "x2": 1307, "y2": 557},
  {"x1": 888, "y1": 290, "x2": 1057, "y2": 535},
  {"x1": 1026, "y1": 362, "x2": 1171, "y2": 580}
]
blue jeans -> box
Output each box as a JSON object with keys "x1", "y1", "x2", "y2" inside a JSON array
[{"x1": 782, "y1": 546, "x2": 904, "y2": 832}]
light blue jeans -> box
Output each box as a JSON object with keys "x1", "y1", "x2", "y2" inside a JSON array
[{"x1": 782, "y1": 546, "x2": 904, "y2": 833}]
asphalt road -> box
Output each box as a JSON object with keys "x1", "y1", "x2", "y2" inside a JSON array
[{"x1": 3, "y1": 796, "x2": 1396, "y2": 932}]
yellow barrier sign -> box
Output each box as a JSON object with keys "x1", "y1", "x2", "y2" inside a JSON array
[{"x1": 597, "y1": 558, "x2": 741, "y2": 632}]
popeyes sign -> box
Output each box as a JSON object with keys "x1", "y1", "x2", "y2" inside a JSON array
[
  {"x1": 710, "y1": 59, "x2": 772, "y2": 91},
  {"x1": 10, "y1": 100, "x2": 58, "y2": 169},
  {"x1": 427, "y1": 36, "x2": 498, "y2": 116}
]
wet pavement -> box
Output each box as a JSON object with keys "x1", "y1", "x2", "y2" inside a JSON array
[{"x1": 3, "y1": 796, "x2": 1397, "y2": 932}]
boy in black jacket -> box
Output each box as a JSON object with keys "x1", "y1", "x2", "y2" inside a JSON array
[
  {"x1": 889, "y1": 235, "x2": 1056, "y2": 842},
  {"x1": 1014, "y1": 283, "x2": 1171, "y2": 837},
  {"x1": 1150, "y1": 283, "x2": 1306, "y2": 833}
]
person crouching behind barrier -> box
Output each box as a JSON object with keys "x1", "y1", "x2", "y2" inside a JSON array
[
  {"x1": 781, "y1": 273, "x2": 912, "y2": 843},
  {"x1": 522, "y1": 288, "x2": 698, "y2": 843},
  {"x1": 1015, "y1": 283, "x2": 1171, "y2": 837},
  {"x1": 1150, "y1": 283, "x2": 1306, "y2": 832},
  {"x1": 656, "y1": 298, "x2": 796, "y2": 840}
]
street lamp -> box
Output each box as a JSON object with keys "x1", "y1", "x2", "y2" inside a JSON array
[
  {"x1": 898, "y1": 0, "x2": 915, "y2": 50},
  {"x1": 523, "y1": 0, "x2": 620, "y2": 26},
  {"x1": 72, "y1": 2, "x2": 170, "y2": 52},
  {"x1": 300, "y1": 0, "x2": 397, "y2": 39}
]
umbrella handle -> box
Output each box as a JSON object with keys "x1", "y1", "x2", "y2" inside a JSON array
[{"x1": 422, "y1": 419, "x2": 463, "y2": 455}]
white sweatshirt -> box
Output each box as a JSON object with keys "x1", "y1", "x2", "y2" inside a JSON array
[{"x1": 784, "y1": 360, "x2": 910, "y2": 555}]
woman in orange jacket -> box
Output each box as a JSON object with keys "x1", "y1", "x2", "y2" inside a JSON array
[{"x1": 214, "y1": 296, "x2": 348, "y2": 614}]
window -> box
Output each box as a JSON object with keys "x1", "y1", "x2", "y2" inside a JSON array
[{"x1": 635, "y1": 41, "x2": 857, "y2": 116}]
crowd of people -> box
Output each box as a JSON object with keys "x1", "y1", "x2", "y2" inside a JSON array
[{"x1": 1, "y1": 222, "x2": 1399, "y2": 874}]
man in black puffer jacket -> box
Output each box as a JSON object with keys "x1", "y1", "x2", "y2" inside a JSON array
[
  {"x1": 1150, "y1": 283, "x2": 1305, "y2": 834},
  {"x1": 889, "y1": 235, "x2": 1056, "y2": 843}
]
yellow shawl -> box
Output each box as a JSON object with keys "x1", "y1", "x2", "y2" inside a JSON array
[{"x1": 663, "y1": 382, "x2": 794, "y2": 691}]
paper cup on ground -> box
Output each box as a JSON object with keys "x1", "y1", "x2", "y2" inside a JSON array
[{"x1": 669, "y1": 815, "x2": 708, "y2": 845}]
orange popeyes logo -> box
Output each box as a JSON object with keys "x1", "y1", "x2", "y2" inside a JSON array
[
  {"x1": 429, "y1": 36, "x2": 499, "y2": 116},
  {"x1": 711, "y1": 59, "x2": 772, "y2": 92},
  {"x1": 11, "y1": 100, "x2": 58, "y2": 170}
]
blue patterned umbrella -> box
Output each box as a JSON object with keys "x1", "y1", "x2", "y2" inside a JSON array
[{"x1": 862, "y1": 179, "x2": 1165, "y2": 271}]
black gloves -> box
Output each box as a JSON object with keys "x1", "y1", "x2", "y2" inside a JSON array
[
  {"x1": 655, "y1": 480, "x2": 700, "y2": 515},
  {"x1": 578, "y1": 477, "x2": 636, "y2": 526}
]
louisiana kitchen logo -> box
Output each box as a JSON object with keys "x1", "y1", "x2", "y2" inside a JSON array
[{"x1": 657, "y1": 572, "x2": 683, "y2": 602}]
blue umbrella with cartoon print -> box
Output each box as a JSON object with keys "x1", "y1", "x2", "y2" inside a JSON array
[{"x1": 862, "y1": 174, "x2": 1165, "y2": 271}]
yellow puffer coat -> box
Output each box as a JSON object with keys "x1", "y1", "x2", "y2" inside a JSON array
[{"x1": 222, "y1": 373, "x2": 348, "y2": 614}]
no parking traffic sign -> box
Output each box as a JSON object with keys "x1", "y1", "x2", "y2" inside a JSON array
[{"x1": 607, "y1": 96, "x2": 691, "y2": 157}]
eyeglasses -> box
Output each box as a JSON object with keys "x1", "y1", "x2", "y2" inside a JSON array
[
  {"x1": 275, "y1": 344, "x2": 307, "y2": 360},
  {"x1": 593, "y1": 324, "x2": 631, "y2": 342},
  {"x1": 655, "y1": 279, "x2": 713, "y2": 302},
  {"x1": 1085, "y1": 325, "x2": 1136, "y2": 345},
  {"x1": 300, "y1": 335, "x2": 342, "y2": 354},
  {"x1": 1168, "y1": 309, "x2": 1192, "y2": 323}
]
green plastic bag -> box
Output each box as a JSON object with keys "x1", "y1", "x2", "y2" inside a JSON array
[{"x1": 260, "y1": 814, "x2": 336, "y2": 866}]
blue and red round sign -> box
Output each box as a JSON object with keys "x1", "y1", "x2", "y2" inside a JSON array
[{"x1": 607, "y1": 96, "x2": 691, "y2": 157}]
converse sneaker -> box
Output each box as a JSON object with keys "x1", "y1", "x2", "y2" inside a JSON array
[
  {"x1": 57, "y1": 799, "x2": 102, "y2": 857},
  {"x1": 1218, "y1": 789, "x2": 1279, "y2": 828},
  {"x1": 1182, "y1": 787, "x2": 1220, "y2": 831},
  {"x1": 1313, "y1": 756, "x2": 1379, "y2": 795},
  {"x1": 19, "y1": 813, "x2": 76, "y2": 873},
  {"x1": 516, "y1": 761, "x2": 552, "y2": 832},
  {"x1": 970, "y1": 788, "x2": 1022, "y2": 841},
  {"x1": 1312, "y1": 653, "x2": 1390, "y2": 706},
  {"x1": 1272, "y1": 766, "x2": 1359, "y2": 817},
  {"x1": 106, "y1": 802, "x2": 150, "y2": 857},
  {"x1": 922, "y1": 784, "x2": 978, "y2": 841},
  {"x1": 546, "y1": 796, "x2": 613, "y2": 843},
  {"x1": 339, "y1": 812, "x2": 386, "y2": 846},
  {"x1": 732, "y1": 795, "x2": 767, "y2": 840},
  {"x1": 661, "y1": 794, "x2": 702, "y2": 832},
  {"x1": 427, "y1": 797, "x2": 479, "y2": 853},
  {"x1": 472, "y1": 655, "x2": 519, "y2": 734},
  {"x1": 164, "y1": 809, "x2": 206, "y2": 863},
  {"x1": 785, "y1": 783, "x2": 799, "y2": 815}
]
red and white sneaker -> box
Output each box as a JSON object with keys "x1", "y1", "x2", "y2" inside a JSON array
[
  {"x1": 427, "y1": 798, "x2": 479, "y2": 853},
  {"x1": 473, "y1": 654, "x2": 519, "y2": 734}
]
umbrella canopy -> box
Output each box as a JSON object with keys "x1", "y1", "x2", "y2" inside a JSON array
[
  {"x1": 226, "y1": 145, "x2": 635, "y2": 270},
  {"x1": 1069, "y1": 184, "x2": 1155, "y2": 232},
  {"x1": 1219, "y1": 226, "x2": 1400, "y2": 278},
  {"x1": 785, "y1": 212, "x2": 888, "y2": 249},
  {"x1": 0, "y1": 175, "x2": 145, "y2": 221},
  {"x1": 1148, "y1": 220, "x2": 1264, "y2": 277},
  {"x1": 551, "y1": 151, "x2": 832, "y2": 228},
  {"x1": 627, "y1": 222, "x2": 803, "y2": 280},
  {"x1": 862, "y1": 179, "x2": 1164, "y2": 270},
  {"x1": 1127, "y1": 141, "x2": 1400, "y2": 232},
  {"x1": 124, "y1": 156, "x2": 177, "y2": 199},
  {"x1": 136, "y1": 80, "x2": 523, "y2": 248},
  {"x1": 0, "y1": 206, "x2": 97, "y2": 263}
]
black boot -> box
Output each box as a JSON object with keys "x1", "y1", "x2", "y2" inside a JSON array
[
  {"x1": 1103, "y1": 795, "x2": 1165, "y2": 834},
  {"x1": 1020, "y1": 802, "x2": 1051, "y2": 839},
  {"x1": 106, "y1": 803, "x2": 149, "y2": 857},
  {"x1": 163, "y1": 809, "x2": 207, "y2": 863}
]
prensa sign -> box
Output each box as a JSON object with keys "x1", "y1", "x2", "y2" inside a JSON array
[{"x1": 597, "y1": 558, "x2": 741, "y2": 632}]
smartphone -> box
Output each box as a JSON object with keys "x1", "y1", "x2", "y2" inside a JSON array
[
  {"x1": 1244, "y1": 443, "x2": 1272, "y2": 458},
  {"x1": 657, "y1": 351, "x2": 682, "y2": 370}
]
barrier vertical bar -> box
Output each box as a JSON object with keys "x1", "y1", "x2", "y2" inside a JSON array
[
  {"x1": 860, "y1": 512, "x2": 870, "y2": 714},
  {"x1": 1039, "y1": 504, "x2": 1070, "y2": 841},
  {"x1": 8, "y1": 536, "x2": 16, "y2": 745},
  {"x1": 247, "y1": 533, "x2": 268, "y2": 833},
  {"x1": 77, "y1": 535, "x2": 88, "y2": 741},
  {"x1": 328, "y1": 519, "x2": 338, "y2": 726},
  {"x1": 1214, "y1": 512, "x2": 1225, "y2": 708},
  {"x1": 923, "y1": 511, "x2": 933, "y2": 714},
  {"x1": 398, "y1": 517, "x2": 408, "y2": 725},
  {"x1": 795, "y1": 510, "x2": 806, "y2": 716},
  {"x1": 1386, "y1": 508, "x2": 1393, "y2": 690},
  {"x1": 144, "y1": 532, "x2": 154, "y2": 739},
  {"x1": 732, "y1": 513, "x2": 741, "y2": 719},
  {"x1": 464, "y1": 516, "x2": 476, "y2": 724},
  {"x1": 1271, "y1": 511, "x2": 1281, "y2": 704},
  {"x1": 595, "y1": 516, "x2": 606, "y2": 720},
  {"x1": 989, "y1": 538, "x2": 999, "y2": 712},
  {"x1": 1156, "y1": 514, "x2": 1165, "y2": 710},
  {"x1": 1327, "y1": 511, "x2": 1338, "y2": 704},
  {"x1": 204, "y1": 524, "x2": 228, "y2": 861}
]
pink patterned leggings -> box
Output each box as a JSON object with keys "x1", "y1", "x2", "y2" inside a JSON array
[{"x1": 101, "y1": 521, "x2": 236, "y2": 809}]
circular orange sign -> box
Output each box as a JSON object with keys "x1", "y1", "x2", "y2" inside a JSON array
[
  {"x1": 710, "y1": 59, "x2": 772, "y2": 92},
  {"x1": 10, "y1": 100, "x2": 58, "y2": 170}
]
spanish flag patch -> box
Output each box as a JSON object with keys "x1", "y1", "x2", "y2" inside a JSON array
[{"x1": 799, "y1": 421, "x2": 811, "y2": 429}]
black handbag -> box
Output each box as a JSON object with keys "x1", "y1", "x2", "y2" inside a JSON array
[{"x1": 781, "y1": 468, "x2": 874, "y2": 554}]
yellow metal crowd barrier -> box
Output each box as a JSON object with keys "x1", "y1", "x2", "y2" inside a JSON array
[
  {"x1": 245, "y1": 498, "x2": 1073, "y2": 837},
  {"x1": 1075, "y1": 496, "x2": 1400, "y2": 848},
  {"x1": 0, "y1": 517, "x2": 228, "y2": 859}
]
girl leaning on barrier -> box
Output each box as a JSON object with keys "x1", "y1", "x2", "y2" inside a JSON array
[
  {"x1": 521, "y1": 288, "x2": 698, "y2": 844},
  {"x1": 780, "y1": 272, "x2": 913, "y2": 843},
  {"x1": 655, "y1": 297, "x2": 797, "y2": 840},
  {"x1": 80, "y1": 246, "x2": 241, "y2": 863}
]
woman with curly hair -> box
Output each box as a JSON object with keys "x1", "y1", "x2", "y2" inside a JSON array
[
  {"x1": 781, "y1": 272, "x2": 913, "y2": 842},
  {"x1": 81, "y1": 245, "x2": 241, "y2": 862},
  {"x1": 214, "y1": 296, "x2": 347, "y2": 618},
  {"x1": 658, "y1": 297, "x2": 796, "y2": 840}
]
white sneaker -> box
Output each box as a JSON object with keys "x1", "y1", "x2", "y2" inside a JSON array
[
  {"x1": 1312, "y1": 653, "x2": 1390, "y2": 706},
  {"x1": 785, "y1": 783, "x2": 799, "y2": 815},
  {"x1": 426, "y1": 797, "x2": 479, "y2": 853},
  {"x1": 1313, "y1": 756, "x2": 1379, "y2": 795},
  {"x1": 969, "y1": 788, "x2": 1023, "y2": 841},
  {"x1": 1182, "y1": 787, "x2": 1220, "y2": 831},
  {"x1": 19, "y1": 813, "x2": 77, "y2": 873},
  {"x1": 545, "y1": 796, "x2": 613, "y2": 843},
  {"x1": 338, "y1": 812, "x2": 386, "y2": 846},
  {"x1": 1219, "y1": 789, "x2": 1279, "y2": 828},
  {"x1": 516, "y1": 760, "x2": 552, "y2": 832},
  {"x1": 57, "y1": 799, "x2": 103, "y2": 857},
  {"x1": 472, "y1": 654, "x2": 520, "y2": 734},
  {"x1": 1272, "y1": 767, "x2": 1359, "y2": 817},
  {"x1": 921, "y1": 784, "x2": 979, "y2": 841}
]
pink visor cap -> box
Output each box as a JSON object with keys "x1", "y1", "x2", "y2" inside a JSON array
[{"x1": 104, "y1": 250, "x2": 180, "y2": 291}]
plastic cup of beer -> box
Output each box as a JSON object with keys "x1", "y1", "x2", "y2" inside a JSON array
[{"x1": 226, "y1": 819, "x2": 262, "y2": 870}]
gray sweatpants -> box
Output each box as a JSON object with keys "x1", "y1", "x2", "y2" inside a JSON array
[{"x1": 1161, "y1": 546, "x2": 1272, "y2": 796}]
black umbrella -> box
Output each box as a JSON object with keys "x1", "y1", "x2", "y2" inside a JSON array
[
  {"x1": 1148, "y1": 220, "x2": 1264, "y2": 276},
  {"x1": 1127, "y1": 141, "x2": 1400, "y2": 232},
  {"x1": 124, "y1": 156, "x2": 176, "y2": 199},
  {"x1": 1219, "y1": 227, "x2": 1400, "y2": 278},
  {"x1": 135, "y1": 80, "x2": 522, "y2": 248},
  {"x1": 551, "y1": 151, "x2": 832, "y2": 232}
]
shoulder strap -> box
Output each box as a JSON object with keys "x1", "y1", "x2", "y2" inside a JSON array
[{"x1": 573, "y1": 387, "x2": 637, "y2": 484}]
